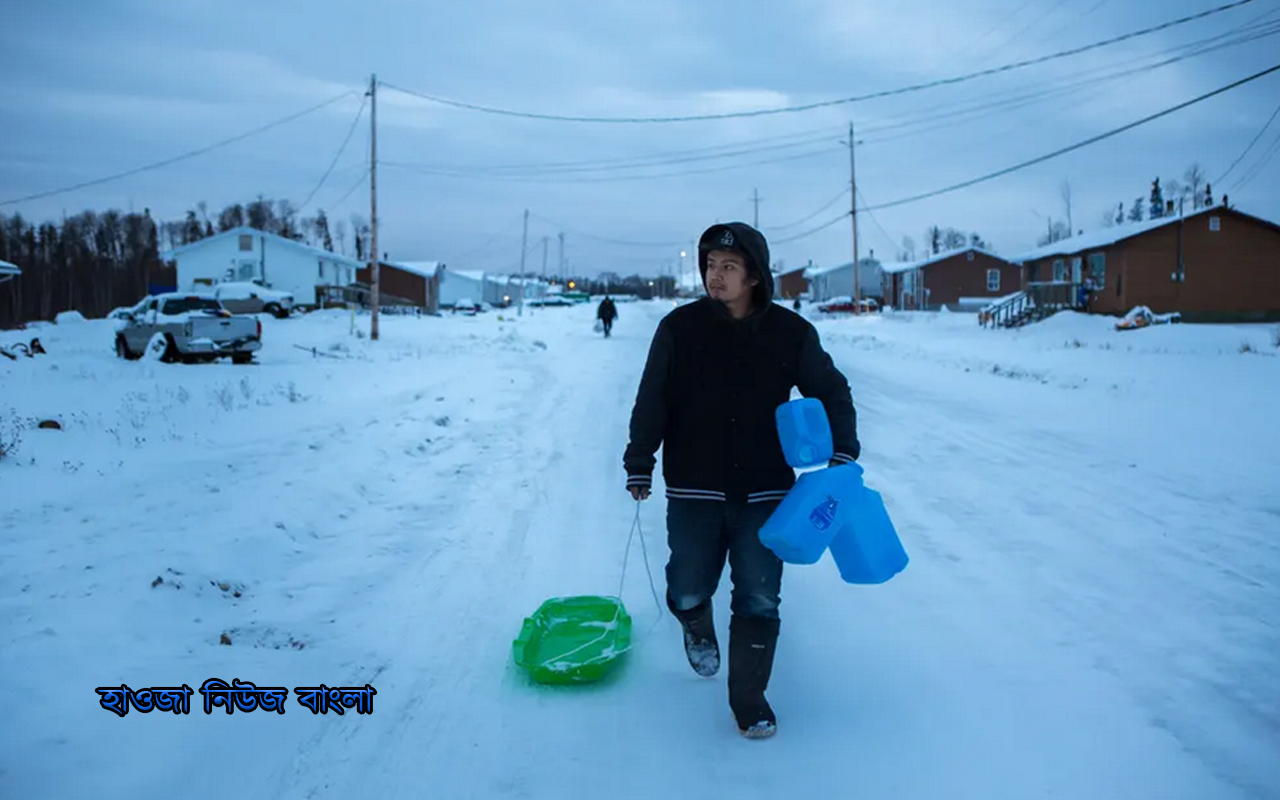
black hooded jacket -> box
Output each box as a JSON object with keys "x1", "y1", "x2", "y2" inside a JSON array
[{"x1": 623, "y1": 222, "x2": 859, "y2": 503}]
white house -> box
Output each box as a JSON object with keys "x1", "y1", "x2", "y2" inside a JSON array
[
  {"x1": 160, "y1": 227, "x2": 364, "y2": 306},
  {"x1": 439, "y1": 269, "x2": 551, "y2": 308},
  {"x1": 0, "y1": 259, "x2": 19, "y2": 284},
  {"x1": 807, "y1": 257, "x2": 886, "y2": 302}
]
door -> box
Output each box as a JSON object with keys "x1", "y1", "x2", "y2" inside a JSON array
[
  {"x1": 127, "y1": 298, "x2": 159, "y2": 350},
  {"x1": 1071, "y1": 256, "x2": 1083, "y2": 284}
]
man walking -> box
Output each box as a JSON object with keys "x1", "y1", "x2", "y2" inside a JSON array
[
  {"x1": 597, "y1": 295, "x2": 618, "y2": 338},
  {"x1": 623, "y1": 221, "x2": 859, "y2": 739}
]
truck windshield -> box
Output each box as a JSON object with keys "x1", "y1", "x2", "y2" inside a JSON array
[{"x1": 161, "y1": 297, "x2": 223, "y2": 315}]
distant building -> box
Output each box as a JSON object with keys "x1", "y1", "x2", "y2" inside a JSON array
[
  {"x1": 881, "y1": 247, "x2": 1020, "y2": 311},
  {"x1": 161, "y1": 226, "x2": 363, "y2": 307},
  {"x1": 1010, "y1": 204, "x2": 1280, "y2": 321}
]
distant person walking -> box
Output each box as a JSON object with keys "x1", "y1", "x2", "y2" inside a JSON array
[{"x1": 597, "y1": 295, "x2": 618, "y2": 338}]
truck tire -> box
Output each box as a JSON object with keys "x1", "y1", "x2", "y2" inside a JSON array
[
  {"x1": 232, "y1": 353, "x2": 254, "y2": 365},
  {"x1": 143, "y1": 333, "x2": 179, "y2": 363},
  {"x1": 264, "y1": 303, "x2": 289, "y2": 319},
  {"x1": 115, "y1": 335, "x2": 140, "y2": 361}
]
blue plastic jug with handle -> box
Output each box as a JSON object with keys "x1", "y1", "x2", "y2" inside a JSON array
[
  {"x1": 824, "y1": 464, "x2": 909, "y2": 584},
  {"x1": 775, "y1": 397, "x2": 833, "y2": 469},
  {"x1": 758, "y1": 463, "x2": 861, "y2": 564}
]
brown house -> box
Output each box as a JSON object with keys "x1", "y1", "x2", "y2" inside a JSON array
[
  {"x1": 776, "y1": 264, "x2": 810, "y2": 299},
  {"x1": 354, "y1": 260, "x2": 441, "y2": 313},
  {"x1": 882, "y1": 248, "x2": 1021, "y2": 310},
  {"x1": 1012, "y1": 205, "x2": 1280, "y2": 321}
]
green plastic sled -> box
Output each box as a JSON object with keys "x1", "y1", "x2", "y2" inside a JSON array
[{"x1": 512, "y1": 595, "x2": 632, "y2": 685}]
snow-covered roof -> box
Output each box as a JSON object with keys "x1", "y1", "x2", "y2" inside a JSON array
[
  {"x1": 808, "y1": 257, "x2": 897, "y2": 277},
  {"x1": 777, "y1": 264, "x2": 809, "y2": 277},
  {"x1": 1006, "y1": 205, "x2": 1275, "y2": 263},
  {"x1": 881, "y1": 247, "x2": 1007, "y2": 274},
  {"x1": 0, "y1": 259, "x2": 20, "y2": 275},
  {"x1": 160, "y1": 226, "x2": 364, "y2": 268},
  {"x1": 387, "y1": 260, "x2": 442, "y2": 278}
]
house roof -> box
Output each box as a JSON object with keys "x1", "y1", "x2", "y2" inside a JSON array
[
  {"x1": 1006, "y1": 205, "x2": 1277, "y2": 263},
  {"x1": 880, "y1": 246, "x2": 1007, "y2": 274},
  {"x1": 160, "y1": 226, "x2": 364, "y2": 268},
  {"x1": 0, "y1": 259, "x2": 20, "y2": 275},
  {"x1": 385, "y1": 260, "x2": 442, "y2": 278}
]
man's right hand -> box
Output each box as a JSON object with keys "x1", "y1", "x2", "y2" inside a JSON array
[{"x1": 629, "y1": 486, "x2": 651, "y2": 501}]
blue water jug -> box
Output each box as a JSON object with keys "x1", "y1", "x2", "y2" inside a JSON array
[
  {"x1": 758, "y1": 464, "x2": 862, "y2": 564},
  {"x1": 775, "y1": 398, "x2": 833, "y2": 468},
  {"x1": 827, "y1": 475, "x2": 909, "y2": 585}
]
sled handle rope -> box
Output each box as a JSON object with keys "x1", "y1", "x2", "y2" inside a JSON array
[{"x1": 534, "y1": 500, "x2": 666, "y2": 668}]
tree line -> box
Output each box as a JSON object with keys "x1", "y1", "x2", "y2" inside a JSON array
[{"x1": 0, "y1": 197, "x2": 372, "y2": 328}]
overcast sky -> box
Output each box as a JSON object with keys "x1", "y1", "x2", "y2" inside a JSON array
[{"x1": 3, "y1": 0, "x2": 1278, "y2": 278}]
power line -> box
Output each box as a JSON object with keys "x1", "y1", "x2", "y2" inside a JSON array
[
  {"x1": 376, "y1": 0, "x2": 1257, "y2": 124},
  {"x1": 771, "y1": 213, "x2": 851, "y2": 245},
  {"x1": 765, "y1": 187, "x2": 850, "y2": 231},
  {"x1": 862, "y1": 62, "x2": 1280, "y2": 212},
  {"x1": 391, "y1": 132, "x2": 840, "y2": 179},
  {"x1": 296, "y1": 94, "x2": 368, "y2": 212},
  {"x1": 856, "y1": 187, "x2": 901, "y2": 255},
  {"x1": 417, "y1": 126, "x2": 844, "y2": 175},
  {"x1": 1228, "y1": 128, "x2": 1280, "y2": 192},
  {"x1": 1216, "y1": 98, "x2": 1280, "y2": 183},
  {"x1": 384, "y1": 144, "x2": 840, "y2": 184},
  {"x1": 328, "y1": 170, "x2": 369, "y2": 211},
  {"x1": 855, "y1": 18, "x2": 1280, "y2": 144},
  {"x1": 0, "y1": 91, "x2": 358, "y2": 207}
]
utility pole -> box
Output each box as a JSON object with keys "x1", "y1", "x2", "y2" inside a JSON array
[
  {"x1": 846, "y1": 121, "x2": 861, "y2": 316},
  {"x1": 369, "y1": 73, "x2": 380, "y2": 340},
  {"x1": 541, "y1": 236, "x2": 548, "y2": 281},
  {"x1": 518, "y1": 208, "x2": 528, "y2": 316},
  {"x1": 558, "y1": 232, "x2": 565, "y2": 283},
  {"x1": 752, "y1": 187, "x2": 762, "y2": 228}
]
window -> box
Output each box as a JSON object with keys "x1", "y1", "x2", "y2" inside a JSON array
[
  {"x1": 1089, "y1": 253, "x2": 1106, "y2": 287},
  {"x1": 318, "y1": 260, "x2": 324, "y2": 278},
  {"x1": 986, "y1": 268, "x2": 1000, "y2": 292},
  {"x1": 238, "y1": 234, "x2": 254, "y2": 252},
  {"x1": 1209, "y1": 216, "x2": 1221, "y2": 232},
  {"x1": 1052, "y1": 259, "x2": 1065, "y2": 282}
]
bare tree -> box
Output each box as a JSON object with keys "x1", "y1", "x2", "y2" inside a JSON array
[
  {"x1": 1059, "y1": 180, "x2": 1074, "y2": 237},
  {"x1": 900, "y1": 236, "x2": 917, "y2": 261},
  {"x1": 1183, "y1": 163, "x2": 1206, "y2": 209},
  {"x1": 334, "y1": 220, "x2": 348, "y2": 256}
]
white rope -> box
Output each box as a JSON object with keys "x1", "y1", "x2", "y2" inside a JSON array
[{"x1": 535, "y1": 499, "x2": 666, "y2": 669}]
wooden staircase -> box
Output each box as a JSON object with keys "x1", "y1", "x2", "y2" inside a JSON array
[{"x1": 979, "y1": 282, "x2": 1083, "y2": 329}]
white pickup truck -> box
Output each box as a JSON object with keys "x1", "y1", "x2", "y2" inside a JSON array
[
  {"x1": 114, "y1": 293, "x2": 262, "y2": 364},
  {"x1": 211, "y1": 280, "x2": 295, "y2": 318}
]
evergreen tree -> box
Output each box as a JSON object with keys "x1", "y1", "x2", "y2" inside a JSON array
[
  {"x1": 314, "y1": 210, "x2": 334, "y2": 252},
  {"x1": 1149, "y1": 178, "x2": 1165, "y2": 219},
  {"x1": 1128, "y1": 198, "x2": 1145, "y2": 222}
]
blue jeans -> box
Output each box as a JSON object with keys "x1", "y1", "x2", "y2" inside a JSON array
[{"x1": 665, "y1": 499, "x2": 784, "y2": 620}]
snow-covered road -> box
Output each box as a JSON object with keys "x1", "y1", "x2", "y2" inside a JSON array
[{"x1": 2, "y1": 302, "x2": 1276, "y2": 799}]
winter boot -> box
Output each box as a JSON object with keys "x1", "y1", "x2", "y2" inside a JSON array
[
  {"x1": 728, "y1": 614, "x2": 781, "y2": 739},
  {"x1": 670, "y1": 598, "x2": 720, "y2": 677}
]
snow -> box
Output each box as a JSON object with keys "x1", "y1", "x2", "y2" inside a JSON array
[
  {"x1": 386, "y1": 261, "x2": 442, "y2": 279},
  {"x1": 54, "y1": 311, "x2": 87, "y2": 324},
  {"x1": 0, "y1": 259, "x2": 20, "y2": 275},
  {"x1": 3, "y1": 303, "x2": 1278, "y2": 800},
  {"x1": 1003, "y1": 204, "x2": 1272, "y2": 264}
]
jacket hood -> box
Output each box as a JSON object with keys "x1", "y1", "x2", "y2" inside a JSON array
[{"x1": 698, "y1": 222, "x2": 773, "y2": 309}]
